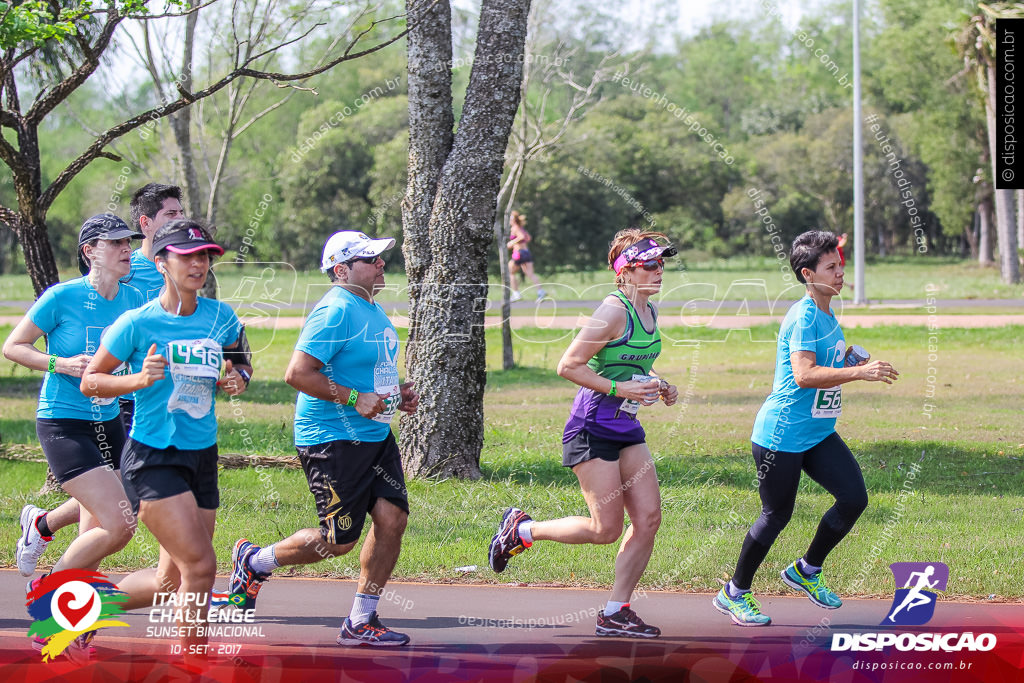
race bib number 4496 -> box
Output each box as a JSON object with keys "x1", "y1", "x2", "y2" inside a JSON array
[
  {"x1": 812, "y1": 386, "x2": 842, "y2": 418},
  {"x1": 167, "y1": 338, "x2": 221, "y2": 419}
]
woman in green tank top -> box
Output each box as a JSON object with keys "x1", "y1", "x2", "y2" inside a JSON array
[{"x1": 488, "y1": 229, "x2": 679, "y2": 638}]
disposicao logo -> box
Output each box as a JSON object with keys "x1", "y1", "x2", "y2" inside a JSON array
[
  {"x1": 26, "y1": 569, "x2": 128, "y2": 661},
  {"x1": 831, "y1": 561, "x2": 997, "y2": 653},
  {"x1": 884, "y1": 561, "x2": 948, "y2": 626}
]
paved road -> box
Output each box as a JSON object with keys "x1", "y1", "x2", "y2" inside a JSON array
[{"x1": 1, "y1": 570, "x2": 1021, "y2": 681}]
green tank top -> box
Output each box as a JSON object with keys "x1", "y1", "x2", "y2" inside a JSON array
[{"x1": 587, "y1": 290, "x2": 661, "y2": 381}]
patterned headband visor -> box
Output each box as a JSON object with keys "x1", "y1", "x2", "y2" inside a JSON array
[{"x1": 612, "y1": 238, "x2": 678, "y2": 274}]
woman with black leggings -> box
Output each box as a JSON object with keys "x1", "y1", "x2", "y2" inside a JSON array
[{"x1": 714, "y1": 230, "x2": 899, "y2": 626}]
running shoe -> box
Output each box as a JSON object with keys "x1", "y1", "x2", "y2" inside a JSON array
[
  {"x1": 337, "y1": 611, "x2": 410, "y2": 647},
  {"x1": 16, "y1": 505, "x2": 52, "y2": 577},
  {"x1": 63, "y1": 630, "x2": 95, "y2": 664},
  {"x1": 713, "y1": 587, "x2": 772, "y2": 626},
  {"x1": 25, "y1": 576, "x2": 43, "y2": 616},
  {"x1": 229, "y1": 539, "x2": 271, "y2": 610},
  {"x1": 509, "y1": 291, "x2": 523, "y2": 302},
  {"x1": 536, "y1": 288, "x2": 547, "y2": 301},
  {"x1": 488, "y1": 507, "x2": 532, "y2": 573},
  {"x1": 595, "y1": 604, "x2": 661, "y2": 638},
  {"x1": 781, "y1": 562, "x2": 842, "y2": 609}
]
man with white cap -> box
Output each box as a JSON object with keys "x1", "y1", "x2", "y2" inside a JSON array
[{"x1": 230, "y1": 231, "x2": 419, "y2": 647}]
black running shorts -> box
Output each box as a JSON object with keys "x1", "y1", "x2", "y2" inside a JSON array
[
  {"x1": 36, "y1": 417, "x2": 126, "y2": 484},
  {"x1": 296, "y1": 432, "x2": 409, "y2": 546},
  {"x1": 562, "y1": 430, "x2": 645, "y2": 469},
  {"x1": 120, "y1": 438, "x2": 220, "y2": 511}
]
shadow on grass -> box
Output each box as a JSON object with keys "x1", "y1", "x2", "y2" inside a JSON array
[{"x1": 0, "y1": 377, "x2": 41, "y2": 397}]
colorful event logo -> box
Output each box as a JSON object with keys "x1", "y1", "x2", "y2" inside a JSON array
[
  {"x1": 883, "y1": 562, "x2": 949, "y2": 626},
  {"x1": 26, "y1": 569, "x2": 129, "y2": 661}
]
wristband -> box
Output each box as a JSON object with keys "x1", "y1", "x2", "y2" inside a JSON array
[
  {"x1": 48, "y1": 355, "x2": 57, "y2": 374},
  {"x1": 609, "y1": 380, "x2": 616, "y2": 397},
  {"x1": 346, "y1": 388, "x2": 358, "y2": 407},
  {"x1": 237, "y1": 368, "x2": 251, "y2": 386}
]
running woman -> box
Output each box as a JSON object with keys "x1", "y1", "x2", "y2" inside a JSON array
[
  {"x1": 3, "y1": 215, "x2": 144, "y2": 656},
  {"x1": 714, "y1": 230, "x2": 899, "y2": 626},
  {"x1": 489, "y1": 228, "x2": 678, "y2": 638},
  {"x1": 18, "y1": 185, "x2": 187, "y2": 573},
  {"x1": 81, "y1": 219, "x2": 251, "y2": 659},
  {"x1": 229, "y1": 231, "x2": 419, "y2": 647}
]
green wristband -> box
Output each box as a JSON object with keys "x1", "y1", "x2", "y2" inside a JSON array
[
  {"x1": 346, "y1": 388, "x2": 358, "y2": 407},
  {"x1": 48, "y1": 355, "x2": 57, "y2": 374},
  {"x1": 609, "y1": 379, "x2": 616, "y2": 396}
]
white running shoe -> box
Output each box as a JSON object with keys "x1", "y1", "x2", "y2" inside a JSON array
[
  {"x1": 16, "y1": 505, "x2": 51, "y2": 577},
  {"x1": 509, "y1": 291, "x2": 523, "y2": 302}
]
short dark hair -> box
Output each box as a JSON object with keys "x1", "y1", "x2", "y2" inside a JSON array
[
  {"x1": 130, "y1": 183, "x2": 183, "y2": 229},
  {"x1": 790, "y1": 230, "x2": 839, "y2": 284}
]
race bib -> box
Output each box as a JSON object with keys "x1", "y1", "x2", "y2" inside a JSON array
[
  {"x1": 812, "y1": 386, "x2": 842, "y2": 418},
  {"x1": 166, "y1": 338, "x2": 221, "y2": 419},
  {"x1": 371, "y1": 328, "x2": 401, "y2": 424},
  {"x1": 618, "y1": 373, "x2": 654, "y2": 416},
  {"x1": 91, "y1": 362, "x2": 127, "y2": 406}
]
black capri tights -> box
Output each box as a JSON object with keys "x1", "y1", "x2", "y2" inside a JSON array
[{"x1": 732, "y1": 432, "x2": 868, "y2": 590}]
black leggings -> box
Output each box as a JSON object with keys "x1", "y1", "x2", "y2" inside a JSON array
[{"x1": 731, "y1": 432, "x2": 868, "y2": 590}]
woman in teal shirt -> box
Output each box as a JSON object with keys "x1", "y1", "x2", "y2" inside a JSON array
[
  {"x1": 714, "y1": 230, "x2": 899, "y2": 627},
  {"x1": 2, "y1": 215, "x2": 143, "y2": 591}
]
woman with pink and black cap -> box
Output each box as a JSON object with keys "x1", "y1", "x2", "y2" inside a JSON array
[
  {"x1": 489, "y1": 228, "x2": 679, "y2": 639},
  {"x1": 81, "y1": 219, "x2": 252, "y2": 663}
]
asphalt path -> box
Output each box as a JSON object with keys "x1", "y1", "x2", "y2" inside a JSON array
[{"x1": 1, "y1": 570, "x2": 1022, "y2": 681}]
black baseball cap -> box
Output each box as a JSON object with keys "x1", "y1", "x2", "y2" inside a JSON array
[{"x1": 77, "y1": 214, "x2": 143, "y2": 275}]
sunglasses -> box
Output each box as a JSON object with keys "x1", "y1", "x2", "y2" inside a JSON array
[
  {"x1": 347, "y1": 255, "x2": 382, "y2": 265},
  {"x1": 626, "y1": 258, "x2": 664, "y2": 271}
]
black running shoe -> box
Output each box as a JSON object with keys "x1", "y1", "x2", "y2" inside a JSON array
[
  {"x1": 337, "y1": 611, "x2": 410, "y2": 647},
  {"x1": 595, "y1": 604, "x2": 661, "y2": 638},
  {"x1": 488, "y1": 507, "x2": 532, "y2": 573}
]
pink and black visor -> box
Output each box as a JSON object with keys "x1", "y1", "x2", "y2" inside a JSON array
[
  {"x1": 152, "y1": 223, "x2": 225, "y2": 256},
  {"x1": 612, "y1": 238, "x2": 677, "y2": 274}
]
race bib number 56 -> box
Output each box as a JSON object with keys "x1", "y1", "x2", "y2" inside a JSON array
[{"x1": 811, "y1": 386, "x2": 842, "y2": 418}]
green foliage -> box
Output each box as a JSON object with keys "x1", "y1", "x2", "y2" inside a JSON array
[{"x1": 0, "y1": 1, "x2": 79, "y2": 48}]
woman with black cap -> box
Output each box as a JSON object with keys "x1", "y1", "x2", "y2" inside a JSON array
[
  {"x1": 488, "y1": 228, "x2": 679, "y2": 639},
  {"x1": 81, "y1": 219, "x2": 251, "y2": 664},
  {"x1": 3, "y1": 214, "x2": 145, "y2": 657}
]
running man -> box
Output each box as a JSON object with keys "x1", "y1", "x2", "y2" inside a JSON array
[
  {"x1": 888, "y1": 565, "x2": 939, "y2": 622},
  {"x1": 4, "y1": 214, "x2": 144, "y2": 659},
  {"x1": 229, "y1": 231, "x2": 419, "y2": 647},
  {"x1": 714, "y1": 230, "x2": 899, "y2": 626},
  {"x1": 489, "y1": 229, "x2": 678, "y2": 638},
  {"x1": 81, "y1": 219, "x2": 251, "y2": 661}
]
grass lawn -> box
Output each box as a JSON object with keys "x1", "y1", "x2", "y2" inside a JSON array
[
  {"x1": 1, "y1": 256, "x2": 1022, "y2": 306},
  {"x1": 0, "y1": 322, "x2": 1021, "y2": 599}
]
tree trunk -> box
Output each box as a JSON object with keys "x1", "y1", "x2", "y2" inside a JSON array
[
  {"x1": 401, "y1": 0, "x2": 531, "y2": 480},
  {"x1": 1017, "y1": 189, "x2": 1024, "y2": 247},
  {"x1": 13, "y1": 217, "x2": 60, "y2": 296},
  {"x1": 994, "y1": 189, "x2": 1021, "y2": 283},
  {"x1": 979, "y1": 194, "x2": 995, "y2": 265},
  {"x1": 402, "y1": 0, "x2": 455, "y2": 387}
]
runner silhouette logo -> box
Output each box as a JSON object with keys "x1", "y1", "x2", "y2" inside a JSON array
[{"x1": 883, "y1": 562, "x2": 948, "y2": 626}]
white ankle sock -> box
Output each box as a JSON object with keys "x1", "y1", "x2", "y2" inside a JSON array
[
  {"x1": 604, "y1": 600, "x2": 627, "y2": 616},
  {"x1": 518, "y1": 521, "x2": 533, "y2": 544},
  {"x1": 349, "y1": 593, "x2": 380, "y2": 626},
  {"x1": 727, "y1": 581, "x2": 750, "y2": 598},
  {"x1": 247, "y1": 544, "x2": 280, "y2": 574}
]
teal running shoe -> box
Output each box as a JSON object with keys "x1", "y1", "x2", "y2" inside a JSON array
[
  {"x1": 781, "y1": 562, "x2": 842, "y2": 609},
  {"x1": 712, "y1": 587, "x2": 772, "y2": 626}
]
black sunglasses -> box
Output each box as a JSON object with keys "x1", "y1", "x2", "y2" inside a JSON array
[{"x1": 347, "y1": 255, "x2": 382, "y2": 265}]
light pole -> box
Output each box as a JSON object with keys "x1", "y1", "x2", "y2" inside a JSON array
[{"x1": 853, "y1": 0, "x2": 866, "y2": 304}]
